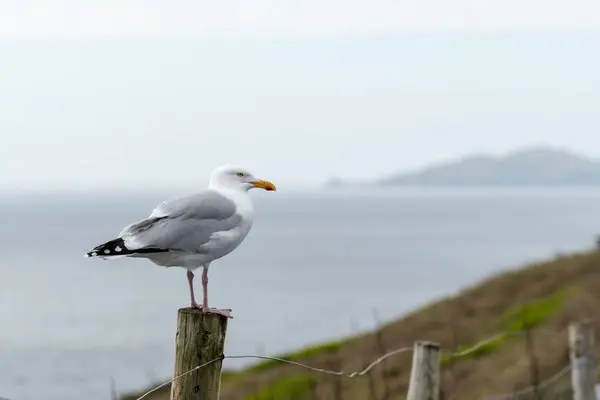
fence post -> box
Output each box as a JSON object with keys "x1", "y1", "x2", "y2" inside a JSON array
[
  {"x1": 170, "y1": 308, "x2": 228, "y2": 400},
  {"x1": 569, "y1": 322, "x2": 597, "y2": 400},
  {"x1": 407, "y1": 341, "x2": 441, "y2": 400}
]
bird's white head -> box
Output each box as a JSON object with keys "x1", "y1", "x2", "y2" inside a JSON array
[{"x1": 209, "y1": 164, "x2": 277, "y2": 193}]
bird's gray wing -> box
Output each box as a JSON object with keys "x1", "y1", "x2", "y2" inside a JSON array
[{"x1": 119, "y1": 189, "x2": 242, "y2": 253}]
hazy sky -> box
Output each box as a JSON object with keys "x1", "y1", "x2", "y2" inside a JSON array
[{"x1": 1, "y1": 1, "x2": 600, "y2": 191}]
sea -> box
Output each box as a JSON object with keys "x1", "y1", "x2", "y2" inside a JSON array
[{"x1": 2, "y1": 186, "x2": 600, "y2": 400}]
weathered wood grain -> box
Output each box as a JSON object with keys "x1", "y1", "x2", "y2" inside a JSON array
[{"x1": 170, "y1": 308, "x2": 228, "y2": 400}]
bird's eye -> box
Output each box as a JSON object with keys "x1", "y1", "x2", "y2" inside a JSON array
[{"x1": 237, "y1": 172, "x2": 244, "y2": 177}]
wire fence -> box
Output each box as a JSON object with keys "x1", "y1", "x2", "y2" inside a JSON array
[
  {"x1": 483, "y1": 363, "x2": 573, "y2": 400},
  {"x1": 135, "y1": 327, "x2": 582, "y2": 400}
]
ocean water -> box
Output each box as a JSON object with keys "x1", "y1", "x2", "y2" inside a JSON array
[{"x1": 2, "y1": 187, "x2": 600, "y2": 400}]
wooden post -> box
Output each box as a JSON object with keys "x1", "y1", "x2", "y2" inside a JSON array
[
  {"x1": 407, "y1": 341, "x2": 441, "y2": 400},
  {"x1": 569, "y1": 322, "x2": 597, "y2": 400},
  {"x1": 170, "y1": 308, "x2": 228, "y2": 400},
  {"x1": 524, "y1": 327, "x2": 541, "y2": 400}
]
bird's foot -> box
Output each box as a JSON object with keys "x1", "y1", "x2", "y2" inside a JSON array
[
  {"x1": 205, "y1": 307, "x2": 234, "y2": 319},
  {"x1": 191, "y1": 302, "x2": 233, "y2": 319}
]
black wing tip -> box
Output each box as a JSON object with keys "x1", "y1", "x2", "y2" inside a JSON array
[
  {"x1": 85, "y1": 238, "x2": 169, "y2": 258},
  {"x1": 86, "y1": 238, "x2": 129, "y2": 258}
]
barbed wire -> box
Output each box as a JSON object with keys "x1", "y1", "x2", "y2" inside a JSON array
[
  {"x1": 134, "y1": 327, "x2": 567, "y2": 400},
  {"x1": 484, "y1": 355, "x2": 595, "y2": 400},
  {"x1": 136, "y1": 357, "x2": 225, "y2": 400},
  {"x1": 135, "y1": 348, "x2": 417, "y2": 400},
  {"x1": 483, "y1": 363, "x2": 572, "y2": 400}
]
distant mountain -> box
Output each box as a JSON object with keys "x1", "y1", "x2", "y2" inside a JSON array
[{"x1": 333, "y1": 147, "x2": 600, "y2": 187}]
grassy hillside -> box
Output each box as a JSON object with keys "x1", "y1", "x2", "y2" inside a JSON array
[{"x1": 123, "y1": 249, "x2": 600, "y2": 400}]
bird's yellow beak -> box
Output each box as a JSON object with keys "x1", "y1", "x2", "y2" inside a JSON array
[{"x1": 251, "y1": 180, "x2": 276, "y2": 191}]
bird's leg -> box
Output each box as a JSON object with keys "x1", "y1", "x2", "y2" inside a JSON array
[
  {"x1": 200, "y1": 266, "x2": 233, "y2": 319},
  {"x1": 187, "y1": 269, "x2": 201, "y2": 309},
  {"x1": 201, "y1": 266, "x2": 209, "y2": 310}
]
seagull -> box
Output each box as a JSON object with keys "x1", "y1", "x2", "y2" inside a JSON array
[{"x1": 85, "y1": 164, "x2": 276, "y2": 318}]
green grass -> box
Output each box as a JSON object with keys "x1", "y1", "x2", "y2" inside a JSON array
[
  {"x1": 247, "y1": 338, "x2": 353, "y2": 373},
  {"x1": 246, "y1": 374, "x2": 316, "y2": 400},
  {"x1": 442, "y1": 287, "x2": 575, "y2": 367},
  {"x1": 441, "y1": 334, "x2": 505, "y2": 366},
  {"x1": 501, "y1": 287, "x2": 575, "y2": 331}
]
